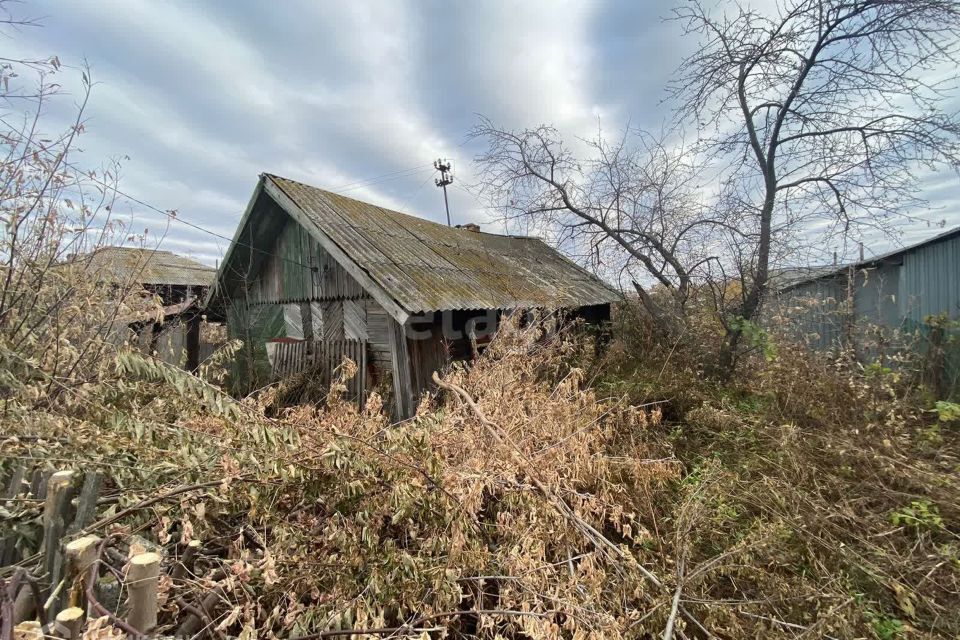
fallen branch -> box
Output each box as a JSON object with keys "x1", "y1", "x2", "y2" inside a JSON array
[
  {"x1": 174, "y1": 584, "x2": 227, "y2": 638},
  {"x1": 663, "y1": 559, "x2": 684, "y2": 640},
  {"x1": 5, "y1": 568, "x2": 46, "y2": 630},
  {"x1": 77, "y1": 476, "x2": 253, "y2": 535}
]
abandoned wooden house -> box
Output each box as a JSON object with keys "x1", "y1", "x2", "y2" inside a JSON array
[
  {"x1": 205, "y1": 173, "x2": 620, "y2": 417},
  {"x1": 79, "y1": 246, "x2": 217, "y2": 369}
]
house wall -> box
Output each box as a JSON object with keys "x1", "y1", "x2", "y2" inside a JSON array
[
  {"x1": 772, "y1": 275, "x2": 850, "y2": 352},
  {"x1": 220, "y1": 194, "x2": 616, "y2": 415},
  {"x1": 224, "y1": 212, "x2": 398, "y2": 402},
  {"x1": 899, "y1": 232, "x2": 960, "y2": 326}
]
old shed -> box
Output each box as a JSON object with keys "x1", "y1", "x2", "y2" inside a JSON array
[
  {"x1": 206, "y1": 173, "x2": 619, "y2": 417},
  {"x1": 77, "y1": 246, "x2": 217, "y2": 369}
]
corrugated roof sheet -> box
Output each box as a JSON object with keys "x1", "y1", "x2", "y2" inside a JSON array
[
  {"x1": 772, "y1": 264, "x2": 851, "y2": 291},
  {"x1": 265, "y1": 174, "x2": 620, "y2": 314},
  {"x1": 74, "y1": 247, "x2": 215, "y2": 287}
]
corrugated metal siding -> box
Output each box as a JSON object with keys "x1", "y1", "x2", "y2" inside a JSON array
[
  {"x1": 900, "y1": 232, "x2": 960, "y2": 323},
  {"x1": 775, "y1": 275, "x2": 849, "y2": 352},
  {"x1": 900, "y1": 235, "x2": 960, "y2": 397},
  {"x1": 854, "y1": 265, "x2": 901, "y2": 329},
  {"x1": 772, "y1": 232, "x2": 960, "y2": 396},
  {"x1": 266, "y1": 174, "x2": 620, "y2": 314}
]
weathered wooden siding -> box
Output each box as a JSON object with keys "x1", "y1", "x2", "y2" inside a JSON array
[
  {"x1": 388, "y1": 317, "x2": 414, "y2": 419},
  {"x1": 249, "y1": 217, "x2": 366, "y2": 305},
  {"x1": 267, "y1": 339, "x2": 370, "y2": 404},
  {"x1": 407, "y1": 323, "x2": 449, "y2": 404},
  {"x1": 366, "y1": 300, "x2": 392, "y2": 369},
  {"x1": 225, "y1": 210, "x2": 396, "y2": 398}
]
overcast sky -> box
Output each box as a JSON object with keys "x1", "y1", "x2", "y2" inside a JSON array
[{"x1": 7, "y1": 0, "x2": 959, "y2": 265}]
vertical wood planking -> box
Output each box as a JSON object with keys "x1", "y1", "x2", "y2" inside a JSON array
[
  {"x1": 267, "y1": 339, "x2": 370, "y2": 410},
  {"x1": 388, "y1": 318, "x2": 415, "y2": 419}
]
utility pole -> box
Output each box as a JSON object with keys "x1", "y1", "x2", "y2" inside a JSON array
[{"x1": 434, "y1": 158, "x2": 453, "y2": 226}]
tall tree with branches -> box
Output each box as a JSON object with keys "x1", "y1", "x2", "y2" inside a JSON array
[
  {"x1": 672, "y1": 0, "x2": 960, "y2": 372},
  {"x1": 472, "y1": 120, "x2": 737, "y2": 334}
]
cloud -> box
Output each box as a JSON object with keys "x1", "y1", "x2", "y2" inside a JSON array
[{"x1": 4, "y1": 0, "x2": 957, "y2": 267}]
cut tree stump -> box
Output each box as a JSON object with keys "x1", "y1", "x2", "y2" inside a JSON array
[
  {"x1": 62, "y1": 535, "x2": 99, "y2": 612},
  {"x1": 126, "y1": 552, "x2": 161, "y2": 634},
  {"x1": 41, "y1": 471, "x2": 77, "y2": 592},
  {"x1": 53, "y1": 607, "x2": 84, "y2": 639},
  {"x1": 171, "y1": 539, "x2": 201, "y2": 580},
  {"x1": 12, "y1": 620, "x2": 42, "y2": 639}
]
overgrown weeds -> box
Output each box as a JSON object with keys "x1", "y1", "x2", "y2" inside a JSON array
[
  {"x1": 601, "y1": 310, "x2": 960, "y2": 638},
  {"x1": 3, "y1": 295, "x2": 959, "y2": 638}
]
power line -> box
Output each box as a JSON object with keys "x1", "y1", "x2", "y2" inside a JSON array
[
  {"x1": 49, "y1": 155, "x2": 438, "y2": 272},
  {"x1": 325, "y1": 163, "x2": 434, "y2": 194},
  {"x1": 394, "y1": 168, "x2": 440, "y2": 216},
  {"x1": 52, "y1": 159, "x2": 313, "y2": 271}
]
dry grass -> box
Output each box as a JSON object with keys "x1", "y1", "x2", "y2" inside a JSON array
[{"x1": 2, "y1": 305, "x2": 958, "y2": 638}]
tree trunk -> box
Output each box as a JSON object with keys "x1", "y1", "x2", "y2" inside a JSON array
[{"x1": 716, "y1": 327, "x2": 743, "y2": 382}]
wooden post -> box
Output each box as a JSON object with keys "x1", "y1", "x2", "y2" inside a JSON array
[
  {"x1": 63, "y1": 535, "x2": 99, "y2": 611},
  {"x1": 30, "y1": 469, "x2": 50, "y2": 499},
  {"x1": 53, "y1": 607, "x2": 84, "y2": 639},
  {"x1": 186, "y1": 314, "x2": 201, "y2": 371},
  {"x1": 42, "y1": 471, "x2": 77, "y2": 593},
  {"x1": 3, "y1": 465, "x2": 27, "y2": 499},
  {"x1": 126, "y1": 552, "x2": 160, "y2": 635},
  {"x1": 388, "y1": 318, "x2": 415, "y2": 419},
  {"x1": 1, "y1": 465, "x2": 27, "y2": 565},
  {"x1": 67, "y1": 472, "x2": 101, "y2": 535},
  {"x1": 12, "y1": 587, "x2": 36, "y2": 625}
]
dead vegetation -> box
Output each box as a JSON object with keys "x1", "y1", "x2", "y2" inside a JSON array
[
  {"x1": 1, "y1": 2, "x2": 958, "y2": 637},
  {"x1": 2, "y1": 306, "x2": 958, "y2": 638}
]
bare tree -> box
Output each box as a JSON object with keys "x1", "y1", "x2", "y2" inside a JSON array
[
  {"x1": 472, "y1": 120, "x2": 742, "y2": 334},
  {"x1": 0, "y1": 3, "x2": 161, "y2": 392},
  {"x1": 671, "y1": 0, "x2": 960, "y2": 372}
]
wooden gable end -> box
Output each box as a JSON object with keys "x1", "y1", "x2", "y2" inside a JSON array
[{"x1": 217, "y1": 186, "x2": 406, "y2": 413}]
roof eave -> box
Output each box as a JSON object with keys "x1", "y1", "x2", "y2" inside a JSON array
[{"x1": 202, "y1": 176, "x2": 267, "y2": 311}]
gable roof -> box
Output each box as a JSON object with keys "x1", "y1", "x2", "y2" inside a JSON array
[
  {"x1": 212, "y1": 174, "x2": 619, "y2": 324},
  {"x1": 74, "y1": 247, "x2": 215, "y2": 287}
]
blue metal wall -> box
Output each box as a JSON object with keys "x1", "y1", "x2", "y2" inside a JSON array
[
  {"x1": 774, "y1": 231, "x2": 960, "y2": 396},
  {"x1": 899, "y1": 232, "x2": 960, "y2": 324}
]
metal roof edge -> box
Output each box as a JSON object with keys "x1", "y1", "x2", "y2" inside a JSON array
[
  {"x1": 776, "y1": 226, "x2": 960, "y2": 292},
  {"x1": 521, "y1": 237, "x2": 621, "y2": 302}
]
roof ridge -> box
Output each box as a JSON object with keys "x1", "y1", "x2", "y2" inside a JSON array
[
  {"x1": 84, "y1": 246, "x2": 214, "y2": 270},
  {"x1": 213, "y1": 173, "x2": 620, "y2": 318},
  {"x1": 264, "y1": 172, "x2": 535, "y2": 241}
]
